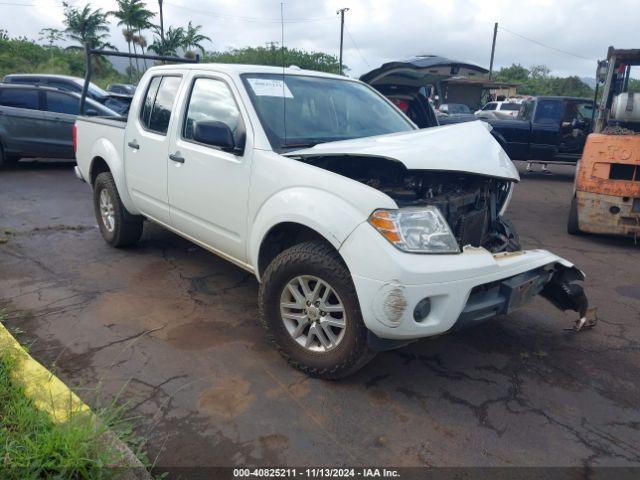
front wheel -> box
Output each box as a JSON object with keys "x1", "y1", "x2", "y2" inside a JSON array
[
  {"x1": 259, "y1": 241, "x2": 374, "y2": 379},
  {"x1": 567, "y1": 196, "x2": 582, "y2": 235},
  {"x1": 93, "y1": 172, "x2": 143, "y2": 247}
]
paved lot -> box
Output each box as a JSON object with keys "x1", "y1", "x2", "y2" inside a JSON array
[{"x1": 1, "y1": 160, "x2": 639, "y2": 475}]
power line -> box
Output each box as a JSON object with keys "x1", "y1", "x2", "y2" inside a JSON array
[
  {"x1": 499, "y1": 26, "x2": 593, "y2": 61},
  {"x1": 344, "y1": 24, "x2": 370, "y2": 68}
]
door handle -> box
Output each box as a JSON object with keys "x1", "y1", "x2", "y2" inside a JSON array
[
  {"x1": 127, "y1": 140, "x2": 140, "y2": 150},
  {"x1": 169, "y1": 153, "x2": 185, "y2": 164}
]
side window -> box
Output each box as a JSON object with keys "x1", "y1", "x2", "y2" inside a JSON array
[
  {"x1": 140, "y1": 76, "x2": 161, "y2": 128},
  {"x1": 183, "y1": 77, "x2": 244, "y2": 147},
  {"x1": 0, "y1": 88, "x2": 40, "y2": 110},
  {"x1": 484, "y1": 103, "x2": 497, "y2": 111},
  {"x1": 46, "y1": 91, "x2": 79, "y2": 115},
  {"x1": 148, "y1": 76, "x2": 182, "y2": 134},
  {"x1": 534, "y1": 100, "x2": 563, "y2": 124},
  {"x1": 520, "y1": 101, "x2": 534, "y2": 121}
]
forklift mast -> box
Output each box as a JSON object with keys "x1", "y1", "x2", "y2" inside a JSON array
[{"x1": 593, "y1": 47, "x2": 640, "y2": 133}]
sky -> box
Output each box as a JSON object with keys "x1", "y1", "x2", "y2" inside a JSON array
[{"x1": 1, "y1": 0, "x2": 639, "y2": 79}]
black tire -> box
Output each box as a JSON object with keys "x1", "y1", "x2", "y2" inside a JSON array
[
  {"x1": 259, "y1": 241, "x2": 374, "y2": 380},
  {"x1": 93, "y1": 172, "x2": 143, "y2": 247},
  {"x1": 567, "y1": 196, "x2": 582, "y2": 235},
  {"x1": 500, "y1": 217, "x2": 521, "y2": 252}
]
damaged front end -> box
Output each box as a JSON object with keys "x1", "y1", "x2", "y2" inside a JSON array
[{"x1": 292, "y1": 154, "x2": 521, "y2": 253}]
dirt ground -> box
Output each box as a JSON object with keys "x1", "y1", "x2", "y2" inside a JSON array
[{"x1": 1, "y1": 160, "x2": 639, "y2": 476}]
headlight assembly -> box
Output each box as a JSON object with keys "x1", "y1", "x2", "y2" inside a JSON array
[{"x1": 368, "y1": 207, "x2": 460, "y2": 253}]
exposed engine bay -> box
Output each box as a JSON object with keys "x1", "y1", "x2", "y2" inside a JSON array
[{"x1": 295, "y1": 155, "x2": 520, "y2": 253}]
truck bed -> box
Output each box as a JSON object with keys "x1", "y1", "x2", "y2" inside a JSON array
[{"x1": 74, "y1": 115, "x2": 127, "y2": 186}]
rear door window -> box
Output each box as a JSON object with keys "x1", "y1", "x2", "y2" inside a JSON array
[
  {"x1": 140, "y1": 76, "x2": 162, "y2": 128},
  {"x1": 139, "y1": 76, "x2": 181, "y2": 134},
  {"x1": 45, "y1": 91, "x2": 79, "y2": 115},
  {"x1": 484, "y1": 102, "x2": 497, "y2": 111},
  {"x1": 0, "y1": 88, "x2": 41, "y2": 110},
  {"x1": 144, "y1": 76, "x2": 182, "y2": 135}
]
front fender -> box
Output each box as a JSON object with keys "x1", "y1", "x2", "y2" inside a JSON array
[
  {"x1": 248, "y1": 186, "x2": 371, "y2": 276},
  {"x1": 89, "y1": 138, "x2": 139, "y2": 215}
]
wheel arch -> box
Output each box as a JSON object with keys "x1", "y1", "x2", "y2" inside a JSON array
[
  {"x1": 87, "y1": 139, "x2": 139, "y2": 215},
  {"x1": 249, "y1": 187, "x2": 368, "y2": 280}
]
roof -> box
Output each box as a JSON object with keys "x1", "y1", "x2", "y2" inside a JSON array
[
  {"x1": 145, "y1": 63, "x2": 350, "y2": 80},
  {"x1": 3, "y1": 73, "x2": 83, "y2": 82}
]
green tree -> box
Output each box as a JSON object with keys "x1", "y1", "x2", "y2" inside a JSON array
[
  {"x1": 494, "y1": 63, "x2": 593, "y2": 97},
  {"x1": 110, "y1": 0, "x2": 155, "y2": 80},
  {"x1": 148, "y1": 26, "x2": 184, "y2": 57},
  {"x1": 494, "y1": 63, "x2": 529, "y2": 83},
  {"x1": 0, "y1": 29, "x2": 125, "y2": 87},
  {"x1": 62, "y1": 2, "x2": 112, "y2": 49},
  {"x1": 206, "y1": 46, "x2": 342, "y2": 73},
  {"x1": 38, "y1": 28, "x2": 65, "y2": 60},
  {"x1": 182, "y1": 21, "x2": 211, "y2": 59}
]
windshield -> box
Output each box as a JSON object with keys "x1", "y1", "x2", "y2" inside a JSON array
[
  {"x1": 242, "y1": 74, "x2": 414, "y2": 150},
  {"x1": 501, "y1": 103, "x2": 521, "y2": 111},
  {"x1": 446, "y1": 104, "x2": 471, "y2": 114},
  {"x1": 72, "y1": 79, "x2": 109, "y2": 98}
]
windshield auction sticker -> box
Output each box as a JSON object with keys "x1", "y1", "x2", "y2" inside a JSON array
[{"x1": 247, "y1": 78, "x2": 293, "y2": 98}]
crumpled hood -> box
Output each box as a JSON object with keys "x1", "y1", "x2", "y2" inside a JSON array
[{"x1": 286, "y1": 120, "x2": 520, "y2": 181}]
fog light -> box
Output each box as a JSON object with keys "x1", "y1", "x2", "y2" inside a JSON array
[
  {"x1": 413, "y1": 297, "x2": 431, "y2": 322},
  {"x1": 610, "y1": 206, "x2": 621, "y2": 215}
]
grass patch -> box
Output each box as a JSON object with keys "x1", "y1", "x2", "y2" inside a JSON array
[{"x1": 0, "y1": 346, "x2": 145, "y2": 479}]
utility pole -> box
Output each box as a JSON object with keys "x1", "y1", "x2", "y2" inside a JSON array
[
  {"x1": 489, "y1": 22, "x2": 498, "y2": 79},
  {"x1": 158, "y1": 0, "x2": 165, "y2": 44},
  {"x1": 336, "y1": 7, "x2": 349, "y2": 75}
]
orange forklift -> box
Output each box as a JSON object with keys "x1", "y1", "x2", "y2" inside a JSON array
[{"x1": 568, "y1": 47, "x2": 640, "y2": 239}]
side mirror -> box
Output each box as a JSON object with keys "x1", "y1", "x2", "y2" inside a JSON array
[{"x1": 193, "y1": 120, "x2": 235, "y2": 150}]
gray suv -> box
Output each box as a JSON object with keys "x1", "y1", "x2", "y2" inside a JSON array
[
  {"x1": 0, "y1": 84, "x2": 118, "y2": 166},
  {"x1": 3, "y1": 74, "x2": 131, "y2": 114}
]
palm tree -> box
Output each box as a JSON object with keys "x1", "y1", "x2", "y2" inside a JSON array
[
  {"x1": 122, "y1": 28, "x2": 135, "y2": 82},
  {"x1": 136, "y1": 34, "x2": 149, "y2": 69},
  {"x1": 148, "y1": 26, "x2": 184, "y2": 57},
  {"x1": 63, "y1": 2, "x2": 111, "y2": 49},
  {"x1": 110, "y1": 0, "x2": 155, "y2": 79},
  {"x1": 181, "y1": 21, "x2": 210, "y2": 59}
]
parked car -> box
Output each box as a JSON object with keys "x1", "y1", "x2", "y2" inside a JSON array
[
  {"x1": 2, "y1": 74, "x2": 131, "y2": 115},
  {"x1": 438, "y1": 103, "x2": 471, "y2": 115},
  {"x1": 0, "y1": 84, "x2": 119, "y2": 165},
  {"x1": 74, "y1": 64, "x2": 588, "y2": 379},
  {"x1": 107, "y1": 83, "x2": 136, "y2": 95},
  {"x1": 475, "y1": 101, "x2": 521, "y2": 119}
]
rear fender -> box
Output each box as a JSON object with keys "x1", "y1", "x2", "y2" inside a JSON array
[{"x1": 89, "y1": 138, "x2": 139, "y2": 215}]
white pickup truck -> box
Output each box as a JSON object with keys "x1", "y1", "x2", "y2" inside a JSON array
[{"x1": 74, "y1": 64, "x2": 589, "y2": 379}]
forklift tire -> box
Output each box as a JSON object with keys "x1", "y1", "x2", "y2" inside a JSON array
[{"x1": 567, "y1": 196, "x2": 582, "y2": 235}]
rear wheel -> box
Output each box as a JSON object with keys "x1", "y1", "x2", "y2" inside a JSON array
[
  {"x1": 93, "y1": 172, "x2": 143, "y2": 247},
  {"x1": 567, "y1": 196, "x2": 582, "y2": 235},
  {"x1": 259, "y1": 241, "x2": 374, "y2": 379}
]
